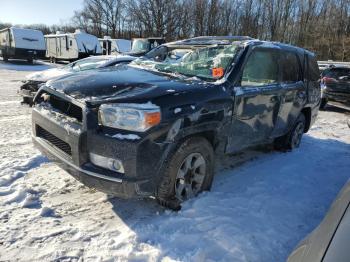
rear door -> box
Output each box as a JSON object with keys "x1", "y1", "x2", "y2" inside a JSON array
[
  {"x1": 227, "y1": 47, "x2": 282, "y2": 152},
  {"x1": 305, "y1": 54, "x2": 321, "y2": 105},
  {"x1": 272, "y1": 50, "x2": 305, "y2": 137}
]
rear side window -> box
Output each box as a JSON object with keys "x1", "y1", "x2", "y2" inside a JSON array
[
  {"x1": 307, "y1": 55, "x2": 320, "y2": 81},
  {"x1": 241, "y1": 49, "x2": 278, "y2": 86},
  {"x1": 324, "y1": 68, "x2": 350, "y2": 79},
  {"x1": 280, "y1": 52, "x2": 301, "y2": 83}
]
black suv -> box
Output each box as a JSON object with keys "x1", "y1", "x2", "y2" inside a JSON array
[
  {"x1": 32, "y1": 40, "x2": 320, "y2": 209},
  {"x1": 320, "y1": 66, "x2": 350, "y2": 111}
]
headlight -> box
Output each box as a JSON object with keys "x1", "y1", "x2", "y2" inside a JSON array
[{"x1": 98, "y1": 103, "x2": 161, "y2": 132}]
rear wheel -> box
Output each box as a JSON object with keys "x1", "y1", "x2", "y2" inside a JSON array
[
  {"x1": 320, "y1": 98, "x2": 327, "y2": 110},
  {"x1": 156, "y1": 137, "x2": 214, "y2": 210},
  {"x1": 274, "y1": 113, "x2": 306, "y2": 151},
  {"x1": 3, "y1": 54, "x2": 8, "y2": 62},
  {"x1": 27, "y1": 58, "x2": 33, "y2": 64}
]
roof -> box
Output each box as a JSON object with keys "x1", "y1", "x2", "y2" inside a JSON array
[
  {"x1": 241, "y1": 40, "x2": 315, "y2": 56},
  {"x1": 160, "y1": 37, "x2": 313, "y2": 56},
  {"x1": 167, "y1": 36, "x2": 254, "y2": 46},
  {"x1": 132, "y1": 37, "x2": 165, "y2": 40}
]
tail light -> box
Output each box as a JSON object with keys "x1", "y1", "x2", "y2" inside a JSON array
[{"x1": 322, "y1": 77, "x2": 337, "y2": 84}]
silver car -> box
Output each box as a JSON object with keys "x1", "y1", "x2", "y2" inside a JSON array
[
  {"x1": 19, "y1": 55, "x2": 135, "y2": 105},
  {"x1": 288, "y1": 180, "x2": 350, "y2": 262}
]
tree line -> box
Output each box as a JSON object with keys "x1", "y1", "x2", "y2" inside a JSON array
[{"x1": 1, "y1": 0, "x2": 350, "y2": 61}]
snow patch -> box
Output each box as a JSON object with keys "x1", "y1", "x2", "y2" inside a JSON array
[
  {"x1": 35, "y1": 102, "x2": 82, "y2": 135},
  {"x1": 108, "y1": 133, "x2": 141, "y2": 140},
  {"x1": 174, "y1": 108, "x2": 182, "y2": 114},
  {"x1": 11, "y1": 27, "x2": 46, "y2": 51},
  {"x1": 39, "y1": 207, "x2": 57, "y2": 217}
]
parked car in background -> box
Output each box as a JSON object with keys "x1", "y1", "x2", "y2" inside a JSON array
[
  {"x1": 19, "y1": 55, "x2": 135, "y2": 105},
  {"x1": 98, "y1": 37, "x2": 131, "y2": 55},
  {"x1": 288, "y1": 180, "x2": 350, "y2": 262},
  {"x1": 320, "y1": 65, "x2": 350, "y2": 111},
  {"x1": 45, "y1": 29, "x2": 102, "y2": 63},
  {"x1": 31, "y1": 39, "x2": 320, "y2": 210},
  {"x1": 127, "y1": 37, "x2": 166, "y2": 57},
  {"x1": 0, "y1": 27, "x2": 46, "y2": 63}
]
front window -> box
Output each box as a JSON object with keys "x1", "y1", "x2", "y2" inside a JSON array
[
  {"x1": 132, "y1": 44, "x2": 240, "y2": 80},
  {"x1": 131, "y1": 39, "x2": 150, "y2": 53},
  {"x1": 241, "y1": 49, "x2": 278, "y2": 86}
]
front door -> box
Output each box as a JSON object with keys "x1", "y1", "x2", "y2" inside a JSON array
[{"x1": 227, "y1": 47, "x2": 282, "y2": 153}]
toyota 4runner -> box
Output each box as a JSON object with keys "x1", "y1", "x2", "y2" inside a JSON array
[{"x1": 32, "y1": 39, "x2": 320, "y2": 209}]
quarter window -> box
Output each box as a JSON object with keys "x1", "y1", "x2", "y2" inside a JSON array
[
  {"x1": 280, "y1": 52, "x2": 301, "y2": 83},
  {"x1": 307, "y1": 55, "x2": 320, "y2": 81},
  {"x1": 241, "y1": 49, "x2": 278, "y2": 86}
]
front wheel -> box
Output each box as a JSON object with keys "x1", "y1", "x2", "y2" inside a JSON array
[
  {"x1": 274, "y1": 113, "x2": 306, "y2": 151},
  {"x1": 156, "y1": 137, "x2": 214, "y2": 210}
]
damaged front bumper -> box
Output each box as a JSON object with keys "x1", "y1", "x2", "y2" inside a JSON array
[
  {"x1": 19, "y1": 81, "x2": 44, "y2": 105},
  {"x1": 32, "y1": 102, "x2": 170, "y2": 198}
]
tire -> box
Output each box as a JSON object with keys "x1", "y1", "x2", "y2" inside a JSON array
[
  {"x1": 274, "y1": 113, "x2": 306, "y2": 151},
  {"x1": 3, "y1": 55, "x2": 8, "y2": 62},
  {"x1": 156, "y1": 136, "x2": 214, "y2": 210},
  {"x1": 27, "y1": 58, "x2": 33, "y2": 64},
  {"x1": 320, "y1": 98, "x2": 327, "y2": 110}
]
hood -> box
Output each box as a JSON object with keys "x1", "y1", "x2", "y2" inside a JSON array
[
  {"x1": 26, "y1": 67, "x2": 70, "y2": 82},
  {"x1": 46, "y1": 65, "x2": 212, "y2": 104}
]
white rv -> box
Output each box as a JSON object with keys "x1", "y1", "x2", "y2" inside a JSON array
[
  {"x1": 99, "y1": 37, "x2": 131, "y2": 55},
  {"x1": 0, "y1": 27, "x2": 46, "y2": 63},
  {"x1": 45, "y1": 30, "x2": 102, "y2": 62}
]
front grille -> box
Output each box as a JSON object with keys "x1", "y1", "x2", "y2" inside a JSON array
[
  {"x1": 49, "y1": 94, "x2": 83, "y2": 122},
  {"x1": 37, "y1": 125, "x2": 72, "y2": 156}
]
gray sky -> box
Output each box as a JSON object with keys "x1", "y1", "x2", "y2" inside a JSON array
[{"x1": 0, "y1": 0, "x2": 84, "y2": 25}]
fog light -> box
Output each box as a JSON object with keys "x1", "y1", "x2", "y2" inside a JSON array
[{"x1": 89, "y1": 153, "x2": 125, "y2": 174}]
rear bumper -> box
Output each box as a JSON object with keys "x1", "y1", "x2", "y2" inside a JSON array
[
  {"x1": 327, "y1": 100, "x2": 350, "y2": 111},
  {"x1": 3, "y1": 48, "x2": 46, "y2": 60},
  {"x1": 324, "y1": 90, "x2": 350, "y2": 111}
]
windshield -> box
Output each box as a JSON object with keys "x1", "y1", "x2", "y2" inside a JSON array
[
  {"x1": 131, "y1": 39, "x2": 150, "y2": 53},
  {"x1": 68, "y1": 57, "x2": 111, "y2": 72},
  {"x1": 133, "y1": 44, "x2": 240, "y2": 80}
]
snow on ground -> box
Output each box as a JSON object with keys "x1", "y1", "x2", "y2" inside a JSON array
[
  {"x1": 0, "y1": 64, "x2": 349, "y2": 261},
  {"x1": 0, "y1": 58, "x2": 54, "y2": 71}
]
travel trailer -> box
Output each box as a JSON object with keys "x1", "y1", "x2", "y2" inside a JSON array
[
  {"x1": 45, "y1": 30, "x2": 102, "y2": 62},
  {"x1": 0, "y1": 27, "x2": 46, "y2": 63},
  {"x1": 99, "y1": 37, "x2": 131, "y2": 55},
  {"x1": 128, "y1": 37, "x2": 166, "y2": 56}
]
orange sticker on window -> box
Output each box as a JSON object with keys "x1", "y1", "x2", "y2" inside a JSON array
[{"x1": 212, "y1": 67, "x2": 224, "y2": 78}]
